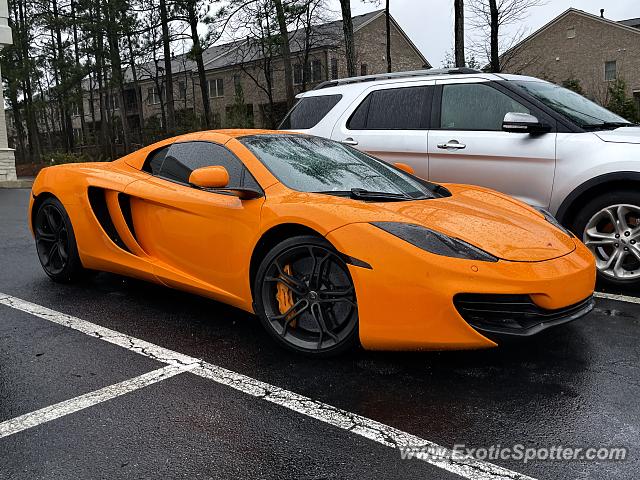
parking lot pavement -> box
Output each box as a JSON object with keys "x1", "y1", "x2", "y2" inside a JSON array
[{"x1": 1, "y1": 187, "x2": 639, "y2": 479}]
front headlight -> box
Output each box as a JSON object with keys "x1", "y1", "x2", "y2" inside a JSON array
[
  {"x1": 371, "y1": 222, "x2": 498, "y2": 262},
  {"x1": 535, "y1": 208, "x2": 574, "y2": 237}
]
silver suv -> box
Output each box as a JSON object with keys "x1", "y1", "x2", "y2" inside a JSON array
[{"x1": 281, "y1": 68, "x2": 640, "y2": 286}]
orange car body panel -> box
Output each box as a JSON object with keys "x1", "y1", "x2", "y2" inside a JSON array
[{"x1": 29, "y1": 129, "x2": 596, "y2": 350}]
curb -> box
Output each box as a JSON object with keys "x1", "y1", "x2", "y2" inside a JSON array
[{"x1": 0, "y1": 179, "x2": 34, "y2": 189}]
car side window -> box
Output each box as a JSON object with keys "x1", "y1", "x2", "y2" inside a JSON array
[
  {"x1": 347, "y1": 86, "x2": 431, "y2": 130},
  {"x1": 144, "y1": 146, "x2": 168, "y2": 176},
  {"x1": 144, "y1": 141, "x2": 257, "y2": 189},
  {"x1": 439, "y1": 83, "x2": 530, "y2": 131}
]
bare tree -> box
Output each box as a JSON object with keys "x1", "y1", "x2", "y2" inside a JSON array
[
  {"x1": 339, "y1": 0, "x2": 355, "y2": 77},
  {"x1": 454, "y1": 0, "x2": 465, "y2": 67},
  {"x1": 468, "y1": 0, "x2": 544, "y2": 72}
]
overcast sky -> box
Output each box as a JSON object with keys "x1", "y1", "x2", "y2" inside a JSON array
[{"x1": 336, "y1": 0, "x2": 639, "y2": 67}]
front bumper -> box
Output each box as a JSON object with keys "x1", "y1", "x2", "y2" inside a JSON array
[
  {"x1": 454, "y1": 293, "x2": 595, "y2": 338},
  {"x1": 326, "y1": 223, "x2": 596, "y2": 351}
]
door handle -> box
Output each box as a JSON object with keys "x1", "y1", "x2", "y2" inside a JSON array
[
  {"x1": 341, "y1": 137, "x2": 359, "y2": 146},
  {"x1": 437, "y1": 140, "x2": 466, "y2": 150}
]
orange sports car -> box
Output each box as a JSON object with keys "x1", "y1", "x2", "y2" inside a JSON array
[{"x1": 29, "y1": 130, "x2": 596, "y2": 355}]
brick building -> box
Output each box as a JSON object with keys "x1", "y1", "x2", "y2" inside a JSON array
[
  {"x1": 501, "y1": 8, "x2": 640, "y2": 109},
  {"x1": 61, "y1": 9, "x2": 428, "y2": 145}
]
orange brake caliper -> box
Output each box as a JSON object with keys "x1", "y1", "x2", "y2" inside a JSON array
[{"x1": 276, "y1": 264, "x2": 297, "y2": 327}]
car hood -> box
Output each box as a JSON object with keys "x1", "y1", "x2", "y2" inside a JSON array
[
  {"x1": 364, "y1": 185, "x2": 576, "y2": 262},
  {"x1": 594, "y1": 127, "x2": 640, "y2": 144}
]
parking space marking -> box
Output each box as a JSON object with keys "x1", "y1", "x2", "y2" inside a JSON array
[
  {"x1": 0, "y1": 293, "x2": 534, "y2": 480},
  {"x1": 0, "y1": 364, "x2": 191, "y2": 439},
  {"x1": 594, "y1": 291, "x2": 640, "y2": 305}
]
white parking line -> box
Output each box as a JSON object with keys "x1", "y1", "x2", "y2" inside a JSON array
[
  {"x1": 0, "y1": 293, "x2": 535, "y2": 480},
  {"x1": 594, "y1": 291, "x2": 640, "y2": 305},
  {"x1": 0, "y1": 364, "x2": 191, "y2": 439}
]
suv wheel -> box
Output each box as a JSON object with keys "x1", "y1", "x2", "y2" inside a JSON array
[{"x1": 572, "y1": 190, "x2": 640, "y2": 284}]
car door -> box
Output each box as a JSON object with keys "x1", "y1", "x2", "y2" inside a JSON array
[
  {"x1": 124, "y1": 139, "x2": 264, "y2": 307},
  {"x1": 330, "y1": 81, "x2": 434, "y2": 178},
  {"x1": 428, "y1": 78, "x2": 557, "y2": 208}
]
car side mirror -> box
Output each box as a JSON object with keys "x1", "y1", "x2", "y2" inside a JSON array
[
  {"x1": 502, "y1": 112, "x2": 551, "y2": 134},
  {"x1": 189, "y1": 166, "x2": 229, "y2": 189},
  {"x1": 394, "y1": 162, "x2": 415, "y2": 175}
]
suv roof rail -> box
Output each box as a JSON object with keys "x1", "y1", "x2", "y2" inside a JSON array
[{"x1": 313, "y1": 67, "x2": 482, "y2": 90}]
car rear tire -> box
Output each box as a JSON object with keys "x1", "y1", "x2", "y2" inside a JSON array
[
  {"x1": 34, "y1": 197, "x2": 86, "y2": 283},
  {"x1": 572, "y1": 190, "x2": 640, "y2": 285},
  {"x1": 253, "y1": 235, "x2": 359, "y2": 356}
]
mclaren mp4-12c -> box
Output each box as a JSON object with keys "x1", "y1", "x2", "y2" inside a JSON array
[{"x1": 29, "y1": 130, "x2": 596, "y2": 355}]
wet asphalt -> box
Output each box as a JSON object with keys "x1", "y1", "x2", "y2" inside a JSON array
[{"x1": 1, "y1": 188, "x2": 639, "y2": 480}]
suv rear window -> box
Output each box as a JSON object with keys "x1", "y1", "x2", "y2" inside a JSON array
[{"x1": 279, "y1": 94, "x2": 342, "y2": 129}]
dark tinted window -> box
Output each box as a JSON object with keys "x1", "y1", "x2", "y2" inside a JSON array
[
  {"x1": 145, "y1": 146, "x2": 168, "y2": 175},
  {"x1": 347, "y1": 86, "x2": 431, "y2": 130},
  {"x1": 279, "y1": 94, "x2": 342, "y2": 129},
  {"x1": 440, "y1": 83, "x2": 529, "y2": 131},
  {"x1": 145, "y1": 141, "x2": 258, "y2": 189}
]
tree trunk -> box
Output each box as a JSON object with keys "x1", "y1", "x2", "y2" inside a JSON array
[
  {"x1": 385, "y1": 0, "x2": 391, "y2": 72},
  {"x1": 159, "y1": 0, "x2": 176, "y2": 133},
  {"x1": 71, "y1": 0, "x2": 87, "y2": 145},
  {"x1": 126, "y1": 33, "x2": 145, "y2": 140},
  {"x1": 51, "y1": 0, "x2": 74, "y2": 152},
  {"x1": 106, "y1": 0, "x2": 130, "y2": 153},
  {"x1": 273, "y1": 0, "x2": 295, "y2": 109},
  {"x1": 489, "y1": 0, "x2": 500, "y2": 72},
  {"x1": 454, "y1": 0, "x2": 465, "y2": 67},
  {"x1": 17, "y1": 0, "x2": 41, "y2": 161},
  {"x1": 186, "y1": 1, "x2": 211, "y2": 128},
  {"x1": 339, "y1": 0, "x2": 356, "y2": 77}
]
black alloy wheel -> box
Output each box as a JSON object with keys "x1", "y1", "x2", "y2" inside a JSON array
[
  {"x1": 255, "y1": 235, "x2": 359, "y2": 356},
  {"x1": 34, "y1": 197, "x2": 85, "y2": 282}
]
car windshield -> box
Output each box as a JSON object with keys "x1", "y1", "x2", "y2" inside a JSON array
[
  {"x1": 239, "y1": 134, "x2": 439, "y2": 200},
  {"x1": 513, "y1": 80, "x2": 633, "y2": 129}
]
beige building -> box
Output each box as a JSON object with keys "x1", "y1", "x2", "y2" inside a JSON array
[
  {"x1": 502, "y1": 8, "x2": 640, "y2": 109},
  {"x1": 66, "y1": 9, "x2": 429, "y2": 143}
]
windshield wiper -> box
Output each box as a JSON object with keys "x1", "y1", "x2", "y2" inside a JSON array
[
  {"x1": 349, "y1": 188, "x2": 412, "y2": 201},
  {"x1": 313, "y1": 189, "x2": 415, "y2": 201}
]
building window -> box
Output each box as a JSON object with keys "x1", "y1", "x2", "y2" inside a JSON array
[
  {"x1": 330, "y1": 58, "x2": 338, "y2": 80},
  {"x1": 107, "y1": 94, "x2": 119, "y2": 110},
  {"x1": 311, "y1": 59, "x2": 322, "y2": 82},
  {"x1": 208, "y1": 78, "x2": 224, "y2": 98},
  {"x1": 566, "y1": 27, "x2": 576, "y2": 39},
  {"x1": 294, "y1": 60, "x2": 323, "y2": 85},
  {"x1": 293, "y1": 64, "x2": 303, "y2": 85},
  {"x1": 233, "y1": 74, "x2": 241, "y2": 93},
  {"x1": 604, "y1": 61, "x2": 617, "y2": 81},
  {"x1": 178, "y1": 81, "x2": 187, "y2": 100},
  {"x1": 360, "y1": 63, "x2": 368, "y2": 76},
  {"x1": 70, "y1": 102, "x2": 81, "y2": 117},
  {"x1": 148, "y1": 87, "x2": 161, "y2": 105}
]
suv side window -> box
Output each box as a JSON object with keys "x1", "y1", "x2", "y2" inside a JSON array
[
  {"x1": 144, "y1": 141, "x2": 259, "y2": 189},
  {"x1": 279, "y1": 94, "x2": 342, "y2": 129},
  {"x1": 347, "y1": 86, "x2": 432, "y2": 130},
  {"x1": 439, "y1": 83, "x2": 530, "y2": 131}
]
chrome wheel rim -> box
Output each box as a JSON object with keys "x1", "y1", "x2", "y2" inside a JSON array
[
  {"x1": 261, "y1": 244, "x2": 358, "y2": 352},
  {"x1": 35, "y1": 204, "x2": 69, "y2": 276},
  {"x1": 584, "y1": 204, "x2": 640, "y2": 280}
]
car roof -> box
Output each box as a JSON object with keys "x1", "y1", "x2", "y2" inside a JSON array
[{"x1": 296, "y1": 72, "x2": 547, "y2": 98}]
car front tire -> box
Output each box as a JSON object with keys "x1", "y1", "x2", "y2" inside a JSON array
[{"x1": 253, "y1": 235, "x2": 359, "y2": 356}]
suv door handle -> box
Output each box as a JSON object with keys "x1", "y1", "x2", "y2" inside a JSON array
[
  {"x1": 437, "y1": 141, "x2": 466, "y2": 150},
  {"x1": 341, "y1": 137, "x2": 359, "y2": 146}
]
